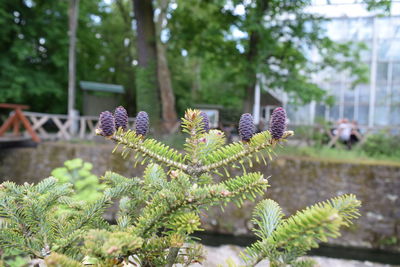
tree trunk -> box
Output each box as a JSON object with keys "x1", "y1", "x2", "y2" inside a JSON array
[
  {"x1": 132, "y1": 0, "x2": 161, "y2": 131},
  {"x1": 243, "y1": 0, "x2": 269, "y2": 114},
  {"x1": 68, "y1": 0, "x2": 79, "y2": 133},
  {"x1": 155, "y1": 0, "x2": 178, "y2": 133},
  {"x1": 243, "y1": 31, "x2": 259, "y2": 114},
  {"x1": 116, "y1": 0, "x2": 136, "y2": 116}
]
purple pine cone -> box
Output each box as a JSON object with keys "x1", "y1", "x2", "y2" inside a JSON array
[
  {"x1": 135, "y1": 111, "x2": 149, "y2": 136},
  {"x1": 270, "y1": 107, "x2": 286, "y2": 139},
  {"x1": 199, "y1": 112, "x2": 210, "y2": 132},
  {"x1": 99, "y1": 111, "x2": 115, "y2": 136},
  {"x1": 114, "y1": 106, "x2": 128, "y2": 131},
  {"x1": 238, "y1": 113, "x2": 254, "y2": 142}
]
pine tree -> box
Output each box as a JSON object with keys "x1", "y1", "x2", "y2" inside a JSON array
[{"x1": 0, "y1": 107, "x2": 361, "y2": 266}]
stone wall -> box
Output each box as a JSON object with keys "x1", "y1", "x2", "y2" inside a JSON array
[{"x1": 0, "y1": 142, "x2": 399, "y2": 251}]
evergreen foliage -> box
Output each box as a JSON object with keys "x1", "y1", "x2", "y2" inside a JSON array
[
  {"x1": 51, "y1": 158, "x2": 106, "y2": 204},
  {"x1": 0, "y1": 108, "x2": 361, "y2": 266},
  {"x1": 242, "y1": 195, "x2": 361, "y2": 266},
  {"x1": 0, "y1": 178, "x2": 111, "y2": 260}
]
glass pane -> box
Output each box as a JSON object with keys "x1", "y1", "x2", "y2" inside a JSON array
[
  {"x1": 359, "y1": 41, "x2": 372, "y2": 61},
  {"x1": 315, "y1": 104, "x2": 326, "y2": 122},
  {"x1": 377, "y1": 62, "x2": 388, "y2": 83},
  {"x1": 327, "y1": 19, "x2": 349, "y2": 41},
  {"x1": 330, "y1": 105, "x2": 340, "y2": 122},
  {"x1": 393, "y1": 63, "x2": 400, "y2": 84},
  {"x1": 374, "y1": 106, "x2": 390, "y2": 126},
  {"x1": 378, "y1": 40, "x2": 400, "y2": 61},
  {"x1": 357, "y1": 105, "x2": 369, "y2": 125},
  {"x1": 391, "y1": 105, "x2": 400, "y2": 126},
  {"x1": 350, "y1": 18, "x2": 373, "y2": 40},
  {"x1": 325, "y1": 18, "x2": 372, "y2": 41},
  {"x1": 344, "y1": 105, "x2": 354, "y2": 121},
  {"x1": 377, "y1": 17, "x2": 400, "y2": 39},
  {"x1": 376, "y1": 85, "x2": 389, "y2": 105},
  {"x1": 358, "y1": 85, "x2": 370, "y2": 104},
  {"x1": 392, "y1": 85, "x2": 400, "y2": 103},
  {"x1": 377, "y1": 17, "x2": 393, "y2": 39},
  {"x1": 286, "y1": 105, "x2": 311, "y2": 125},
  {"x1": 378, "y1": 40, "x2": 391, "y2": 61},
  {"x1": 344, "y1": 89, "x2": 354, "y2": 104},
  {"x1": 286, "y1": 105, "x2": 297, "y2": 124},
  {"x1": 386, "y1": 40, "x2": 400, "y2": 61}
]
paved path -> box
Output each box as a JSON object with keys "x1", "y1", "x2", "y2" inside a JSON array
[{"x1": 192, "y1": 245, "x2": 398, "y2": 267}]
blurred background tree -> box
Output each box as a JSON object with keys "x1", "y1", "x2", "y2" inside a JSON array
[
  {"x1": 0, "y1": 0, "x2": 136, "y2": 114},
  {"x1": 0, "y1": 0, "x2": 392, "y2": 123}
]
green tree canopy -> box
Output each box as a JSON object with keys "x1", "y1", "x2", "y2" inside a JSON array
[{"x1": 0, "y1": 0, "x2": 136, "y2": 114}]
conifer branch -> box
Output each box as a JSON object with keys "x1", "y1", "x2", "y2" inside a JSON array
[
  {"x1": 109, "y1": 129, "x2": 189, "y2": 171},
  {"x1": 166, "y1": 247, "x2": 180, "y2": 267},
  {"x1": 198, "y1": 131, "x2": 293, "y2": 173},
  {"x1": 242, "y1": 194, "x2": 361, "y2": 266},
  {"x1": 181, "y1": 109, "x2": 206, "y2": 164},
  {"x1": 133, "y1": 172, "x2": 268, "y2": 237},
  {"x1": 45, "y1": 252, "x2": 84, "y2": 267}
]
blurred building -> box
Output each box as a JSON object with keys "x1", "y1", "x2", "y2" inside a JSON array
[
  {"x1": 288, "y1": 15, "x2": 400, "y2": 128},
  {"x1": 80, "y1": 81, "x2": 125, "y2": 116},
  {"x1": 258, "y1": 2, "x2": 400, "y2": 129}
]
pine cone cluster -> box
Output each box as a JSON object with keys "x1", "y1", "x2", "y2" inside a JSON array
[
  {"x1": 98, "y1": 106, "x2": 150, "y2": 137},
  {"x1": 114, "y1": 106, "x2": 128, "y2": 131},
  {"x1": 135, "y1": 111, "x2": 149, "y2": 136},
  {"x1": 270, "y1": 107, "x2": 286, "y2": 139},
  {"x1": 99, "y1": 111, "x2": 115, "y2": 137},
  {"x1": 199, "y1": 112, "x2": 210, "y2": 133},
  {"x1": 238, "y1": 113, "x2": 254, "y2": 142}
]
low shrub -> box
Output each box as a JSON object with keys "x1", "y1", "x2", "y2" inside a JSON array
[{"x1": 360, "y1": 132, "x2": 400, "y2": 158}]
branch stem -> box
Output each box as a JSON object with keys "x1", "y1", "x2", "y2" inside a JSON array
[
  {"x1": 111, "y1": 135, "x2": 189, "y2": 171},
  {"x1": 166, "y1": 247, "x2": 180, "y2": 267}
]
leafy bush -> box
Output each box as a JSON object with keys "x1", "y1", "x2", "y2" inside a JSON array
[
  {"x1": 0, "y1": 108, "x2": 361, "y2": 266},
  {"x1": 51, "y1": 158, "x2": 106, "y2": 203},
  {"x1": 360, "y1": 132, "x2": 400, "y2": 158}
]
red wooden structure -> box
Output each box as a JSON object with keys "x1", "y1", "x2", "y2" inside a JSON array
[{"x1": 0, "y1": 104, "x2": 41, "y2": 142}]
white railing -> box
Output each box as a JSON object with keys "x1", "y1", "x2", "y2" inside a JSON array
[
  {"x1": 24, "y1": 112, "x2": 136, "y2": 140},
  {"x1": 14, "y1": 112, "x2": 400, "y2": 142},
  {"x1": 78, "y1": 115, "x2": 136, "y2": 140}
]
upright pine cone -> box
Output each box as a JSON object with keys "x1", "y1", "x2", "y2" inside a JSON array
[
  {"x1": 270, "y1": 107, "x2": 286, "y2": 139},
  {"x1": 238, "y1": 113, "x2": 254, "y2": 142},
  {"x1": 99, "y1": 111, "x2": 115, "y2": 136},
  {"x1": 199, "y1": 112, "x2": 210, "y2": 132},
  {"x1": 135, "y1": 111, "x2": 149, "y2": 136},
  {"x1": 114, "y1": 106, "x2": 128, "y2": 131}
]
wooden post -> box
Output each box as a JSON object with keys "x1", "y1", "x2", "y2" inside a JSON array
[{"x1": 68, "y1": 0, "x2": 80, "y2": 133}]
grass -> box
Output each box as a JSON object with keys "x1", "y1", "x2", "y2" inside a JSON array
[
  {"x1": 63, "y1": 132, "x2": 400, "y2": 167},
  {"x1": 161, "y1": 133, "x2": 400, "y2": 166},
  {"x1": 276, "y1": 144, "x2": 400, "y2": 166}
]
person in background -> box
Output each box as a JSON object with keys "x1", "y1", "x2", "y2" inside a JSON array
[
  {"x1": 337, "y1": 118, "x2": 353, "y2": 149},
  {"x1": 350, "y1": 120, "x2": 362, "y2": 146}
]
